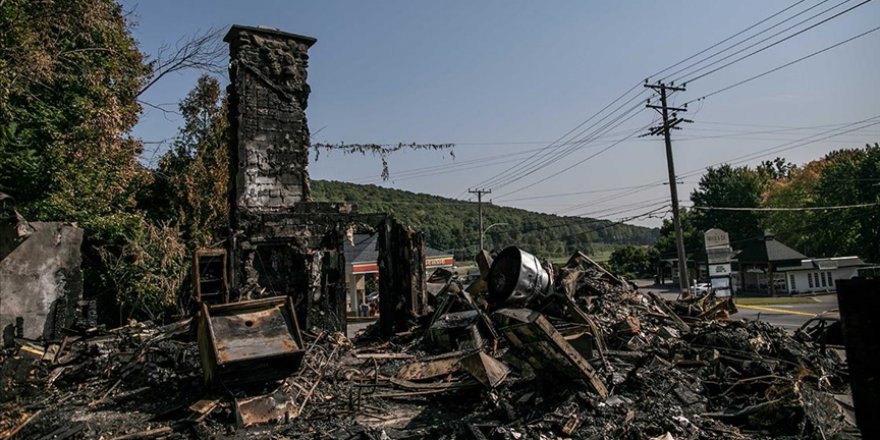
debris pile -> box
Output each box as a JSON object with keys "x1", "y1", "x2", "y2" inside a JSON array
[{"x1": 1, "y1": 247, "x2": 857, "y2": 439}]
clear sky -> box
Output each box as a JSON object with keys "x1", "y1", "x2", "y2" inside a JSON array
[{"x1": 125, "y1": 0, "x2": 880, "y2": 227}]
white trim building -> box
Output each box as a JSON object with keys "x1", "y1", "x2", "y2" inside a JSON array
[{"x1": 776, "y1": 256, "x2": 867, "y2": 294}]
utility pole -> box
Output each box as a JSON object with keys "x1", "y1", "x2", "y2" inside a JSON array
[
  {"x1": 644, "y1": 81, "x2": 692, "y2": 297},
  {"x1": 469, "y1": 188, "x2": 491, "y2": 251}
]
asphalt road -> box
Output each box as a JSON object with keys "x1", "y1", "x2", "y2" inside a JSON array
[
  {"x1": 637, "y1": 280, "x2": 837, "y2": 332},
  {"x1": 733, "y1": 295, "x2": 837, "y2": 331}
]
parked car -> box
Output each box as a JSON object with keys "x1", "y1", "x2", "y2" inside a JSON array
[
  {"x1": 366, "y1": 291, "x2": 379, "y2": 303},
  {"x1": 691, "y1": 282, "x2": 712, "y2": 297}
]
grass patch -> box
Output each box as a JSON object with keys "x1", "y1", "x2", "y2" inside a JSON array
[
  {"x1": 548, "y1": 250, "x2": 614, "y2": 266},
  {"x1": 735, "y1": 296, "x2": 819, "y2": 306}
]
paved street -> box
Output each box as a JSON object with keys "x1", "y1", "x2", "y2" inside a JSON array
[
  {"x1": 346, "y1": 319, "x2": 374, "y2": 339},
  {"x1": 734, "y1": 295, "x2": 837, "y2": 330},
  {"x1": 635, "y1": 280, "x2": 836, "y2": 332}
]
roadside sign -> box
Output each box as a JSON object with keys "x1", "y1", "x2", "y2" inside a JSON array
[
  {"x1": 710, "y1": 277, "x2": 730, "y2": 288},
  {"x1": 705, "y1": 228, "x2": 734, "y2": 297},
  {"x1": 704, "y1": 229, "x2": 730, "y2": 249},
  {"x1": 707, "y1": 247, "x2": 733, "y2": 264},
  {"x1": 710, "y1": 263, "x2": 732, "y2": 276}
]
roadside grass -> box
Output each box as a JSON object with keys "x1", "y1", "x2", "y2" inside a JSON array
[
  {"x1": 549, "y1": 250, "x2": 613, "y2": 266},
  {"x1": 735, "y1": 296, "x2": 820, "y2": 306}
]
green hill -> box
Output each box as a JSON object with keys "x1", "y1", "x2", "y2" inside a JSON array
[{"x1": 311, "y1": 180, "x2": 659, "y2": 260}]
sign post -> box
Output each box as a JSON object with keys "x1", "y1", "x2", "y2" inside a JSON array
[{"x1": 704, "y1": 229, "x2": 734, "y2": 297}]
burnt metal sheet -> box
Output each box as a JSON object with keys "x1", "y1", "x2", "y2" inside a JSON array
[
  {"x1": 461, "y1": 351, "x2": 509, "y2": 388},
  {"x1": 198, "y1": 296, "x2": 304, "y2": 385}
]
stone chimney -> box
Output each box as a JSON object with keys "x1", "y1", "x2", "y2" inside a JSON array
[{"x1": 224, "y1": 25, "x2": 317, "y2": 226}]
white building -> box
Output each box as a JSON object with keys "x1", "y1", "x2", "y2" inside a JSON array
[{"x1": 776, "y1": 256, "x2": 868, "y2": 294}]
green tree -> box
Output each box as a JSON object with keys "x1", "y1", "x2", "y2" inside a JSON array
[
  {"x1": 855, "y1": 144, "x2": 880, "y2": 262},
  {"x1": 652, "y1": 209, "x2": 703, "y2": 259},
  {"x1": 690, "y1": 164, "x2": 764, "y2": 241},
  {"x1": 810, "y1": 148, "x2": 867, "y2": 257},
  {"x1": 756, "y1": 157, "x2": 795, "y2": 181},
  {"x1": 608, "y1": 245, "x2": 651, "y2": 278},
  {"x1": 761, "y1": 160, "x2": 824, "y2": 254},
  {"x1": 760, "y1": 146, "x2": 880, "y2": 261},
  {"x1": 0, "y1": 0, "x2": 148, "y2": 221},
  {"x1": 143, "y1": 75, "x2": 229, "y2": 247}
]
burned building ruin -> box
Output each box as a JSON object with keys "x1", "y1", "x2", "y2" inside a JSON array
[{"x1": 223, "y1": 25, "x2": 426, "y2": 334}]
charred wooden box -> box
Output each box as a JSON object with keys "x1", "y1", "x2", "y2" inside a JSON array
[
  {"x1": 428, "y1": 310, "x2": 485, "y2": 351},
  {"x1": 198, "y1": 297, "x2": 304, "y2": 385}
]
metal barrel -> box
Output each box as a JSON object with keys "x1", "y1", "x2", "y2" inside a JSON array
[{"x1": 487, "y1": 246, "x2": 551, "y2": 307}]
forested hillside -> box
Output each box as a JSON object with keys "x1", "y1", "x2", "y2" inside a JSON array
[{"x1": 311, "y1": 180, "x2": 659, "y2": 259}]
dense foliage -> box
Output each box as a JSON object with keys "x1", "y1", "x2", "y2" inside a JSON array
[
  {"x1": 141, "y1": 75, "x2": 229, "y2": 247},
  {"x1": 689, "y1": 164, "x2": 765, "y2": 242},
  {"x1": 607, "y1": 245, "x2": 656, "y2": 279},
  {"x1": 614, "y1": 148, "x2": 880, "y2": 280},
  {"x1": 0, "y1": 1, "x2": 226, "y2": 322},
  {"x1": 310, "y1": 180, "x2": 659, "y2": 259},
  {"x1": 0, "y1": 0, "x2": 148, "y2": 219},
  {"x1": 761, "y1": 145, "x2": 880, "y2": 262}
]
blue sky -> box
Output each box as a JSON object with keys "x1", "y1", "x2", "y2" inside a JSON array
[{"x1": 125, "y1": 0, "x2": 880, "y2": 227}]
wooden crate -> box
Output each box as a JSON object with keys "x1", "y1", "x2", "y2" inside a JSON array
[{"x1": 193, "y1": 248, "x2": 229, "y2": 305}]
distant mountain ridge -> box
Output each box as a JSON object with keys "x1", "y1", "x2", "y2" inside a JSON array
[{"x1": 311, "y1": 180, "x2": 659, "y2": 259}]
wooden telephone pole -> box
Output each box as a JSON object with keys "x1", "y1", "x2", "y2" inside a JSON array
[
  {"x1": 644, "y1": 81, "x2": 692, "y2": 296},
  {"x1": 469, "y1": 188, "x2": 491, "y2": 251}
]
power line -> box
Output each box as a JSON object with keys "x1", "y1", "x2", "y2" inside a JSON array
[
  {"x1": 662, "y1": 0, "x2": 843, "y2": 82},
  {"x1": 544, "y1": 206, "x2": 671, "y2": 242},
  {"x1": 494, "y1": 183, "x2": 660, "y2": 203},
  {"x1": 492, "y1": 113, "x2": 651, "y2": 199},
  {"x1": 572, "y1": 199, "x2": 671, "y2": 219},
  {"x1": 466, "y1": 82, "x2": 645, "y2": 191},
  {"x1": 462, "y1": 1, "x2": 867, "y2": 198},
  {"x1": 693, "y1": 203, "x2": 879, "y2": 211},
  {"x1": 550, "y1": 115, "x2": 880, "y2": 219},
  {"x1": 510, "y1": 204, "x2": 670, "y2": 239},
  {"x1": 678, "y1": 115, "x2": 880, "y2": 178},
  {"x1": 353, "y1": 129, "x2": 647, "y2": 184},
  {"x1": 475, "y1": 87, "x2": 651, "y2": 191},
  {"x1": 352, "y1": 120, "x2": 876, "y2": 184},
  {"x1": 684, "y1": 24, "x2": 880, "y2": 104},
  {"x1": 648, "y1": 0, "x2": 811, "y2": 80},
  {"x1": 680, "y1": 0, "x2": 873, "y2": 84}
]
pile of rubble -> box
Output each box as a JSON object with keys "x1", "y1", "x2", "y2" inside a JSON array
[{"x1": 0, "y1": 247, "x2": 857, "y2": 439}]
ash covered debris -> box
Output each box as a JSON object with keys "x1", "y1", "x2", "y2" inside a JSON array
[{"x1": 0, "y1": 246, "x2": 858, "y2": 439}]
